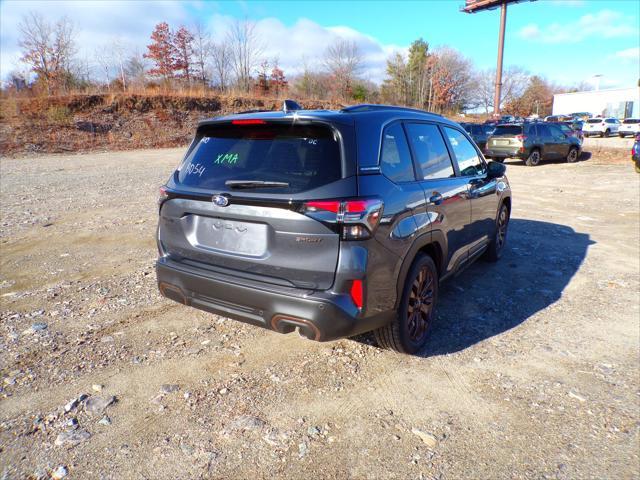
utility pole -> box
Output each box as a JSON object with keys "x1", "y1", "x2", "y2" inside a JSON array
[
  {"x1": 462, "y1": 0, "x2": 536, "y2": 117},
  {"x1": 493, "y1": 2, "x2": 507, "y2": 117}
]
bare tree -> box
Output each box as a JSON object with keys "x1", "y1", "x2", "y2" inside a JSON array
[
  {"x1": 18, "y1": 12, "x2": 77, "y2": 94},
  {"x1": 227, "y1": 19, "x2": 264, "y2": 92},
  {"x1": 211, "y1": 40, "x2": 232, "y2": 91},
  {"x1": 472, "y1": 66, "x2": 529, "y2": 114},
  {"x1": 323, "y1": 39, "x2": 362, "y2": 99},
  {"x1": 192, "y1": 22, "x2": 211, "y2": 88}
]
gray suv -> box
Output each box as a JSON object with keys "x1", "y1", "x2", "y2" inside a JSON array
[{"x1": 156, "y1": 103, "x2": 512, "y2": 354}]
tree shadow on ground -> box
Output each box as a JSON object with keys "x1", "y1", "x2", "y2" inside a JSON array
[{"x1": 354, "y1": 219, "x2": 594, "y2": 356}]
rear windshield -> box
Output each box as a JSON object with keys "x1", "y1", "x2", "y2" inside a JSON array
[
  {"x1": 587, "y1": 119, "x2": 602, "y2": 123},
  {"x1": 492, "y1": 125, "x2": 522, "y2": 135},
  {"x1": 176, "y1": 123, "x2": 342, "y2": 193},
  {"x1": 623, "y1": 119, "x2": 640, "y2": 124}
]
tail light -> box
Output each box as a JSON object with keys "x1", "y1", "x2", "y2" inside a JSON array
[
  {"x1": 349, "y1": 279, "x2": 364, "y2": 309},
  {"x1": 301, "y1": 198, "x2": 383, "y2": 240},
  {"x1": 515, "y1": 134, "x2": 527, "y2": 141},
  {"x1": 232, "y1": 119, "x2": 266, "y2": 125},
  {"x1": 158, "y1": 186, "x2": 169, "y2": 206}
]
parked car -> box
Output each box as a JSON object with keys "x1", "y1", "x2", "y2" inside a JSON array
[
  {"x1": 485, "y1": 122, "x2": 581, "y2": 166},
  {"x1": 569, "y1": 112, "x2": 592, "y2": 121},
  {"x1": 500, "y1": 115, "x2": 516, "y2": 123},
  {"x1": 632, "y1": 133, "x2": 640, "y2": 173},
  {"x1": 582, "y1": 117, "x2": 621, "y2": 137},
  {"x1": 619, "y1": 118, "x2": 640, "y2": 137},
  {"x1": 155, "y1": 102, "x2": 512, "y2": 354},
  {"x1": 460, "y1": 122, "x2": 494, "y2": 151},
  {"x1": 554, "y1": 121, "x2": 584, "y2": 145}
]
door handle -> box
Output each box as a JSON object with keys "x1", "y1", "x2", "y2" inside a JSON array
[{"x1": 428, "y1": 192, "x2": 443, "y2": 205}]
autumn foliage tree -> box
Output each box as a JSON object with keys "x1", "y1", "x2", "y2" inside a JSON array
[
  {"x1": 144, "y1": 22, "x2": 176, "y2": 82},
  {"x1": 144, "y1": 22, "x2": 195, "y2": 85}
]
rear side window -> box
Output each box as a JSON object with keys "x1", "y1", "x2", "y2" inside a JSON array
[
  {"x1": 380, "y1": 123, "x2": 415, "y2": 183},
  {"x1": 443, "y1": 127, "x2": 486, "y2": 177},
  {"x1": 623, "y1": 119, "x2": 640, "y2": 124},
  {"x1": 492, "y1": 125, "x2": 522, "y2": 135},
  {"x1": 537, "y1": 124, "x2": 551, "y2": 136},
  {"x1": 405, "y1": 123, "x2": 454, "y2": 180},
  {"x1": 587, "y1": 119, "x2": 602, "y2": 123},
  {"x1": 177, "y1": 124, "x2": 341, "y2": 193}
]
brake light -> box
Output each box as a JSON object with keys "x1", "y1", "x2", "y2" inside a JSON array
[
  {"x1": 305, "y1": 200, "x2": 341, "y2": 213},
  {"x1": 350, "y1": 280, "x2": 364, "y2": 309},
  {"x1": 158, "y1": 186, "x2": 169, "y2": 206},
  {"x1": 232, "y1": 119, "x2": 266, "y2": 125},
  {"x1": 301, "y1": 198, "x2": 383, "y2": 240},
  {"x1": 515, "y1": 134, "x2": 527, "y2": 141}
]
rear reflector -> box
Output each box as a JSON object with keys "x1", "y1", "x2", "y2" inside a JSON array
[
  {"x1": 232, "y1": 119, "x2": 266, "y2": 125},
  {"x1": 350, "y1": 280, "x2": 364, "y2": 309}
]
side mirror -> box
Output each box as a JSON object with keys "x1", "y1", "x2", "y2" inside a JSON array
[{"x1": 487, "y1": 161, "x2": 506, "y2": 179}]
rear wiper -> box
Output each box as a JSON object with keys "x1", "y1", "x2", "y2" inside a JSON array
[{"x1": 225, "y1": 180, "x2": 290, "y2": 189}]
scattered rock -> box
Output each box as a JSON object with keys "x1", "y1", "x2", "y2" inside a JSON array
[
  {"x1": 160, "y1": 384, "x2": 179, "y2": 394},
  {"x1": 63, "y1": 418, "x2": 78, "y2": 430},
  {"x1": 51, "y1": 465, "x2": 68, "y2": 479},
  {"x1": 31, "y1": 322, "x2": 48, "y2": 331},
  {"x1": 100, "y1": 335, "x2": 114, "y2": 343},
  {"x1": 92, "y1": 384, "x2": 104, "y2": 392},
  {"x1": 98, "y1": 416, "x2": 111, "y2": 426},
  {"x1": 231, "y1": 415, "x2": 266, "y2": 432},
  {"x1": 568, "y1": 391, "x2": 587, "y2": 402},
  {"x1": 55, "y1": 429, "x2": 91, "y2": 447},
  {"x1": 64, "y1": 398, "x2": 79, "y2": 413},
  {"x1": 298, "y1": 441, "x2": 309, "y2": 458},
  {"x1": 219, "y1": 388, "x2": 228, "y2": 395},
  {"x1": 411, "y1": 428, "x2": 437, "y2": 448},
  {"x1": 84, "y1": 395, "x2": 116, "y2": 416}
]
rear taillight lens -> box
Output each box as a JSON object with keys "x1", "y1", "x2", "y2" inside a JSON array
[
  {"x1": 301, "y1": 198, "x2": 383, "y2": 240},
  {"x1": 158, "y1": 186, "x2": 169, "y2": 206},
  {"x1": 349, "y1": 279, "x2": 364, "y2": 309},
  {"x1": 231, "y1": 119, "x2": 266, "y2": 125},
  {"x1": 515, "y1": 134, "x2": 527, "y2": 141}
]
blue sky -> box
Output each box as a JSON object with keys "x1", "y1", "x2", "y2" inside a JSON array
[{"x1": 1, "y1": 0, "x2": 638, "y2": 88}]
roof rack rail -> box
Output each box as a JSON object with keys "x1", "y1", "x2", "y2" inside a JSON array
[{"x1": 340, "y1": 104, "x2": 442, "y2": 116}]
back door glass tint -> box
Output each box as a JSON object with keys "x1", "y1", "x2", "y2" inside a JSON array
[
  {"x1": 177, "y1": 123, "x2": 342, "y2": 194},
  {"x1": 491, "y1": 125, "x2": 522, "y2": 136}
]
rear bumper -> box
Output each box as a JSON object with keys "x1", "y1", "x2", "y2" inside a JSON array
[
  {"x1": 485, "y1": 147, "x2": 525, "y2": 159},
  {"x1": 156, "y1": 258, "x2": 391, "y2": 342}
]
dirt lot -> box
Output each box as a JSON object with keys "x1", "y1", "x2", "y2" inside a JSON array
[{"x1": 1, "y1": 148, "x2": 638, "y2": 479}]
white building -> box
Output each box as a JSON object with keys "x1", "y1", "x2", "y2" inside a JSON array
[{"x1": 552, "y1": 86, "x2": 640, "y2": 118}]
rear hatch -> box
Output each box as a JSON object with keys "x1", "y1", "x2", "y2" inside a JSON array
[
  {"x1": 584, "y1": 119, "x2": 603, "y2": 131},
  {"x1": 487, "y1": 124, "x2": 524, "y2": 150},
  {"x1": 158, "y1": 119, "x2": 356, "y2": 290}
]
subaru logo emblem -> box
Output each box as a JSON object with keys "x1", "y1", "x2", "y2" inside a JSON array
[{"x1": 212, "y1": 195, "x2": 229, "y2": 207}]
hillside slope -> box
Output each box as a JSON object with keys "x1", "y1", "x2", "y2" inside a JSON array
[{"x1": 0, "y1": 94, "x2": 338, "y2": 156}]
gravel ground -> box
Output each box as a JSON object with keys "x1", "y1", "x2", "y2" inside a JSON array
[
  {"x1": 1, "y1": 148, "x2": 639, "y2": 479},
  {"x1": 582, "y1": 135, "x2": 635, "y2": 150}
]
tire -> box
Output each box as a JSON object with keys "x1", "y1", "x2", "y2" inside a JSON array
[
  {"x1": 486, "y1": 203, "x2": 510, "y2": 262},
  {"x1": 605, "y1": 129, "x2": 611, "y2": 137},
  {"x1": 566, "y1": 146, "x2": 579, "y2": 163},
  {"x1": 600, "y1": 131, "x2": 605, "y2": 138},
  {"x1": 374, "y1": 254, "x2": 438, "y2": 354},
  {"x1": 619, "y1": 133, "x2": 625, "y2": 138},
  {"x1": 525, "y1": 149, "x2": 541, "y2": 166}
]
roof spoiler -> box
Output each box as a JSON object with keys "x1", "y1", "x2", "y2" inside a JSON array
[{"x1": 283, "y1": 99, "x2": 302, "y2": 113}]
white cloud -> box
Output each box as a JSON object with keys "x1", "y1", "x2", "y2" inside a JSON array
[
  {"x1": 612, "y1": 47, "x2": 640, "y2": 62},
  {"x1": 0, "y1": 0, "x2": 194, "y2": 78},
  {"x1": 0, "y1": 1, "x2": 405, "y2": 84},
  {"x1": 518, "y1": 9, "x2": 638, "y2": 43}
]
